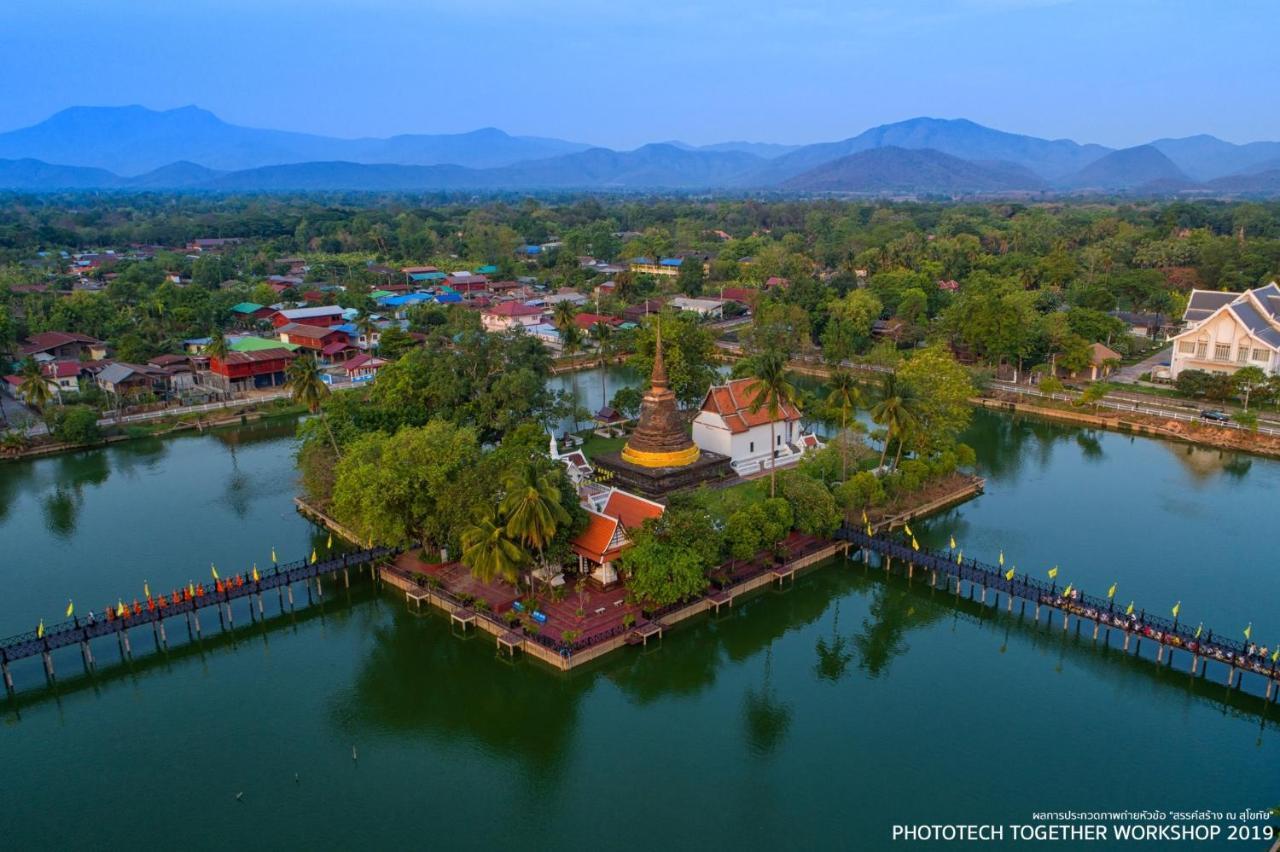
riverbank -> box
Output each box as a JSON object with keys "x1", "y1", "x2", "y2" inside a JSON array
[
  {"x1": 0, "y1": 399, "x2": 306, "y2": 462},
  {"x1": 974, "y1": 395, "x2": 1280, "y2": 460}
]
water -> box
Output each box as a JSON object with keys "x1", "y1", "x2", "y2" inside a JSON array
[{"x1": 2, "y1": 395, "x2": 1278, "y2": 850}]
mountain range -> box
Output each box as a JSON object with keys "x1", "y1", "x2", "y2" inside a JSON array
[{"x1": 1, "y1": 106, "x2": 1279, "y2": 196}]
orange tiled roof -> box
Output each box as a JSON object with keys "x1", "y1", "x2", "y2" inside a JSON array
[
  {"x1": 602, "y1": 489, "x2": 664, "y2": 530},
  {"x1": 700, "y1": 377, "x2": 802, "y2": 434},
  {"x1": 571, "y1": 511, "x2": 623, "y2": 563}
]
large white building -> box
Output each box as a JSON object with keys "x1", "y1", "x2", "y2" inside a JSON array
[
  {"x1": 692, "y1": 377, "x2": 820, "y2": 475},
  {"x1": 1169, "y1": 283, "x2": 1280, "y2": 379}
]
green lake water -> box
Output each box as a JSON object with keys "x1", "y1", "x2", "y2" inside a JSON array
[{"x1": 2, "y1": 405, "x2": 1278, "y2": 850}]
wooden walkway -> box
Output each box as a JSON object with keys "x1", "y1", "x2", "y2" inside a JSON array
[
  {"x1": 839, "y1": 525, "x2": 1280, "y2": 700},
  {"x1": 0, "y1": 546, "x2": 396, "y2": 692}
]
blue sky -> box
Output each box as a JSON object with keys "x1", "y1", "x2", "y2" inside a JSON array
[{"x1": 2, "y1": 0, "x2": 1277, "y2": 148}]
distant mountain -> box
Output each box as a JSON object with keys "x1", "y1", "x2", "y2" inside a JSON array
[
  {"x1": 1058, "y1": 145, "x2": 1189, "y2": 190},
  {"x1": 492, "y1": 144, "x2": 764, "y2": 189},
  {"x1": 664, "y1": 140, "x2": 800, "y2": 159},
  {"x1": 1150, "y1": 135, "x2": 1280, "y2": 181},
  {"x1": 1206, "y1": 169, "x2": 1280, "y2": 195},
  {"x1": 204, "y1": 161, "x2": 482, "y2": 192},
  {"x1": 0, "y1": 158, "x2": 122, "y2": 190},
  {"x1": 128, "y1": 160, "x2": 225, "y2": 189},
  {"x1": 0, "y1": 106, "x2": 591, "y2": 175},
  {"x1": 781, "y1": 147, "x2": 1047, "y2": 194},
  {"x1": 752, "y1": 117, "x2": 1111, "y2": 184}
]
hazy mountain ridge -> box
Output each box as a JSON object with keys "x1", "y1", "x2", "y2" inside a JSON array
[{"x1": 2, "y1": 106, "x2": 1280, "y2": 195}]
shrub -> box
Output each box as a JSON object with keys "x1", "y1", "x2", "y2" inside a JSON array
[{"x1": 50, "y1": 405, "x2": 102, "y2": 445}]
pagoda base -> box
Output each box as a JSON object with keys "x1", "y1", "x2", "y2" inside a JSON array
[{"x1": 594, "y1": 449, "x2": 733, "y2": 497}]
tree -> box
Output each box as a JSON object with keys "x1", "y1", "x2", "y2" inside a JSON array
[
  {"x1": 50, "y1": 405, "x2": 101, "y2": 445},
  {"x1": 1233, "y1": 365, "x2": 1267, "y2": 410},
  {"x1": 869, "y1": 373, "x2": 920, "y2": 471},
  {"x1": 552, "y1": 300, "x2": 577, "y2": 334},
  {"x1": 896, "y1": 346, "x2": 974, "y2": 455},
  {"x1": 1077, "y1": 381, "x2": 1113, "y2": 412},
  {"x1": 17, "y1": 359, "x2": 52, "y2": 413},
  {"x1": 627, "y1": 312, "x2": 718, "y2": 407},
  {"x1": 561, "y1": 323, "x2": 585, "y2": 432},
  {"x1": 777, "y1": 472, "x2": 840, "y2": 536},
  {"x1": 746, "y1": 349, "x2": 799, "y2": 497},
  {"x1": 377, "y1": 325, "x2": 415, "y2": 360},
  {"x1": 286, "y1": 354, "x2": 338, "y2": 455},
  {"x1": 206, "y1": 328, "x2": 229, "y2": 362},
  {"x1": 501, "y1": 462, "x2": 571, "y2": 587},
  {"x1": 825, "y1": 370, "x2": 864, "y2": 481},
  {"x1": 677, "y1": 256, "x2": 705, "y2": 296},
  {"x1": 460, "y1": 505, "x2": 525, "y2": 586},
  {"x1": 1175, "y1": 368, "x2": 1213, "y2": 399}
]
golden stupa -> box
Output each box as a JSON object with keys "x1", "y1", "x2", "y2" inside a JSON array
[{"x1": 619, "y1": 325, "x2": 700, "y2": 468}]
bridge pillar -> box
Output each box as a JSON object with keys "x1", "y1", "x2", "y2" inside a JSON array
[
  {"x1": 152, "y1": 620, "x2": 161, "y2": 650},
  {"x1": 157, "y1": 620, "x2": 167, "y2": 650},
  {"x1": 81, "y1": 640, "x2": 94, "y2": 672},
  {"x1": 1034, "y1": 604, "x2": 1041, "y2": 623},
  {"x1": 118, "y1": 629, "x2": 132, "y2": 660},
  {"x1": 288, "y1": 584, "x2": 295, "y2": 610},
  {"x1": 980, "y1": 587, "x2": 987, "y2": 605},
  {"x1": 42, "y1": 650, "x2": 54, "y2": 683},
  {"x1": 1267, "y1": 680, "x2": 1275, "y2": 702},
  {"x1": 315, "y1": 577, "x2": 323, "y2": 599},
  {"x1": 1092, "y1": 622, "x2": 1099, "y2": 642},
  {"x1": 1007, "y1": 594, "x2": 1013, "y2": 613},
  {"x1": 1191, "y1": 654, "x2": 1200, "y2": 675},
  {"x1": 257, "y1": 593, "x2": 265, "y2": 620},
  {"x1": 907, "y1": 563, "x2": 913, "y2": 581},
  {"x1": 1123, "y1": 632, "x2": 1131, "y2": 652},
  {"x1": 192, "y1": 610, "x2": 201, "y2": 638},
  {"x1": 344, "y1": 568, "x2": 350, "y2": 589},
  {"x1": 225, "y1": 602, "x2": 234, "y2": 628},
  {"x1": 1, "y1": 660, "x2": 12, "y2": 693},
  {"x1": 1157, "y1": 645, "x2": 1164, "y2": 664},
  {"x1": 1062, "y1": 612, "x2": 1070, "y2": 632},
  {"x1": 1226, "y1": 666, "x2": 1237, "y2": 688}
]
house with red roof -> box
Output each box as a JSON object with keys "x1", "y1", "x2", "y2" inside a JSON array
[
  {"x1": 570, "y1": 487, "x2": 665, "y2": 587},
  {"x1": 18, "y1": 331, "x2": 108, "y2": 361},
  {"x1": 481, "y1": 302, "x2": 544, "y2": 333},
  {"x1": 277, "y1": 322, "x2": 349, "y2": 353},
  {"x1": 692, "y1": 377, "x2": 817, "y2": 475},
  {"x1": 208, "y1": 348, "x2": 297, "y2": 394},
  {"x1": 270, "y1": 305, "x2": 345, "y2": 329}
]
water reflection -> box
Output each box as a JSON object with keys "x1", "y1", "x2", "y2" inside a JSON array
[
  {"x1": 813, "y1": 601, "x2": 854, "y2": 682},
  {"x1": 743, "y1": 646, "x2": 791, "y2": 757},
  {"x1": 42, "y1": 486, "x2": 81, "y2": 537}
]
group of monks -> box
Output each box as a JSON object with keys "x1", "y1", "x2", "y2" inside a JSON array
[{"x1": 102, "y1": 573, "x2": 252, "y2": 622}]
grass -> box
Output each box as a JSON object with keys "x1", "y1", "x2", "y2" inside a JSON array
[
  {"x1": 579, "y1": 432, "x2": 627, "y2": 461},
  {"x1": 681, "y1": 478, "x2": 768, "y2": 522}
]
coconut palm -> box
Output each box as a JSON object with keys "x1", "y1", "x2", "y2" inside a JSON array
[
  {"x1": 869, "y1": 373, "x2": 919, "y2": 472},
  {"x1": 746, "y1": 349, "x2": 798, "y2": 497},
  {"x1": 460, "y1": 505, "x2": 525, "y2": 586},
  {"x1": 593, "y1": 320, "x2": 613, "y2": 412},
  {"x1": 552, "y1": 300, "x2": 577, "y2": 334},
  {"x1": 18, "y1": 359, "x2": 52, "y2": 414},
  {"x1": 826, "y1": 370, "x2": 864, "y2": 481},
  {"x1": 500, "y1": 462, "x2": 571, "y2": 589},
  {"x1": 286, "y1": 354, "x2": 339, "y2": 456},
  {"x1": 561, "y1": 323, "x2": 585, "y2": 432},
  {"x1": 206, "y1": 328, "x2": 229, "y2": 362}
]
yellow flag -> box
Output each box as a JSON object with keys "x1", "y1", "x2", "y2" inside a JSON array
[
  {"x1": 998, "y1": 550, "x2": 1004, "y2": 567},
  {"x1": 144, "y1": 581, "x2": 150, "y2": 599},
  {"x1": 1125, "y1": 601, "x2": 1134, "y2": 616},
  {"x1": 37, "y1": 619, "x2": 44, "y2": 638},
  {"x1": 211, "y1": 563, "x2": 219, "y2": 581},
  {"x1": 866, "y1": 522, "x2": 872, "y2": 536},
  {"x1": 903, "y1": 523, "x2": 913, "y2": 537},
  {"x1": 1273, "y1": 647, "x2": 1279, "y2": 664},
  {"x1": 1107, "y1": 582, "x2": 1116, "y2": 599},
  {"x1": 188, "y1": 582, "x2": 195, "y2": 597},
  {"x1": 252, "y1": 564, "x2": 260, "y2": 583},
  {"x1": 911, "y1": 536, "x2": 919, "y2": 551},
  {"x1": 1063, "y1": 583, "x2": 1073, "y2": 598},
  {"x1": 861, "y1": 510, "x2": 868, "y2": 525},
  {"x1": 1194, "y1": 623, "x2": 1203, "y2": 639},
  {"x1": 310, "y1": 548, "x2": 318, "y2": 564},
  {"x1": 271, "y1": 547, "x2": 277, "y2": 563},
  {"x1": 65, "y1": 600, "x2": 74, "y2": 618},
  {"x1": 327, "y1": 532, "x2": 333, "y2": 550},
  {"x1": 1047, "y1": 566, "x2": 1059, "y2": 579},
  {"x1": 1171, "y1": 601, "x2": 1181, "y2": 618},
  {"x1": 117, "y1": 600, "x2": 126, "y2": 617},
  {"x1": 956, "y1": 550, "x2": 963, "y2": 565},
  {"x1": 1004, "y1": 568, "x2": 1015, "y2": 581},
  {"x1": 949, "y1": 535, "x2": 956, "y2": 550},
  {"x1": 1244, "y1": 623, "x2": 1252, "y2": 641}
]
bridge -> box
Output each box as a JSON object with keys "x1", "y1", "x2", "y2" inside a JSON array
[
  {"x1": 838, "y1": 525, "x2": 1280, "y2": 701},
  {"x1": 0, "y1": 546, "x2": 396, "y2": 691}
]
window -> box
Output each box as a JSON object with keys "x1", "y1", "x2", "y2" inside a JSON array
[
  {"x1": 749, "y1": 441, "x2": 754, "y2": 453},
  {"x1": 776, "y1": 434, "x2": 782, "y2": 445},
  {"x1": 1237, "y1": 345, "x2": 1250, "y2": 364},
  {"x1": 1179, "y1": 341, "x2": 1196, "y2": 354},
  {"x1": 1196, "y1": 341, "x2": 1208, "y2": 357},
  {"x1": 1214, "y1": 343, "x2": 1231, "y2": 361},
  {"x1": 1254, "y1": 348, "x2": 1270, "y2": 362}
]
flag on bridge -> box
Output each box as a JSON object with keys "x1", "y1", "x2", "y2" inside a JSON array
[
  {"x1": 310, "y1": 548, "x2": 318, "y2": 565},
  {"x1": 327, "y1": 532, "x2": 333, "y2": 550},
  {"x1": 1125, "y1": 601, "x2": 1135, "y2": 616},
  {"x1": 37, "y1": 620, "x2": 44, "y2": 639},
  {"x1": 998, "y1": 550, "x2": 1005, "y2": 567},
  {"x1": 252, "y1": 564, "x2": 260, "y2": 583},
  {"x1": 271, "y1": 547, "x2": 277, "y2": 564},
  {"x1": 1273, "y1": 648, "x2": 1279, "y2": 664},
  {"x1": 1047, "y1": 566, "x2": 1059, "y2": 579},
  {"x1": 211, "y1": 564, "x2": 219, "y2": 581},
  {"x1": 1172, "y1": 601, "x2": 1181, "y2": 619},
  {"x1": 1063, "y1": 583, "x2": 1073, "y2": 599},
  {"x1": 911, "y1": 536, "x2": 919, "y2": 551},
  {"x1": 65, "y1": 600, "x2": 73, "y2": 618},
  {"x1": 1244, "y1": 623, "x2": 1252, "y2": 641},
  {"x1": 949, "y1": 535, "x2": 956, "y2": 550},
  {"x1": 144, "y1": 581, "x2": 150, "y2": 599},
  {"x1": 956, "y1": 550, "x2": 963, "y2": 565},
  {"x1": 1195, "y1": 623, "x2": 1203, "y2": 639},
  {"x1": 1107, "y1": 582, "x2": 1117, "y2": 599},
  {"x1": 1005, "y1": 568, "x2": 1015, "y2": 581},
  {"x1": 903, "y1": 523, "x2": 913, "y2": 537}
]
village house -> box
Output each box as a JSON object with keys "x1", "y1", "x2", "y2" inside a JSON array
[
  {"x1": 1053, "y1": 342, "x2": 1123, "y2": 382},
  {"x1": 570, "y1": 487, "x2": 665, "y2": 588},
  {"x1": 271, "y1": 305, "x2": 345, "y2": 329},
  {"x1": 622, "y1": 299, "x2": 666, "y2": 324},
  {"x1": 277, "y1": 322, "x2": 350, "y2": 353},
  {"x1": 229, "y1": 302, "x2": 276, "y2": 327},
  {"x1": 18, "y1": 331, "x2": 108, "y2": 362},
  {"x1": 692, "y1": 377, "x2": 817, "y2": 475},
  {"x1": 629, "y1": 256, "x2": 685, "y2": 277},
  {"x1": 95, "y1": 362, "x2": 163, "y2": 398},
  {"x1": 667, "y1": 296, "x2": 725, "y2": 319},
  {"x1": 187, "y1": 237, "x2": 244, "y2": 253},
  {"x1": 1169, "y1": 283, "x2": 1280, "y2": 378},
  {"x1": 208, "y1": 348, "x2": 297, "y2": 394},
  {"x1": 481, "y1": 302, "x2": 544, "y2": 333}
]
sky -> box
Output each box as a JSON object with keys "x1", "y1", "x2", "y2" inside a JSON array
[{"x1": 2, "y1": 0, "x2": 1278, "y2": 149}]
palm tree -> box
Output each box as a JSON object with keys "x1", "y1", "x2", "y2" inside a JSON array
[
  {"x1": 286, "y1": 354, "x2": 339, "y2": 456},
  {"x1": 18, "y1": 359, "x2": 52, "y2": 414},
  {"x1": 561, "y1": 323, "x2": 585, "y2": 432},
  {"x1": 460, "y1": 505, "x2": 525, "y2": 586},
  {"x1": 826, "y1": 370, "x2": 863, "y2": 482},
  {"x1": 206, "y1": 328, "x2": 229, "y2": 362},
  {"x1": 593, "y1": 320, "x2": 613, "y2": 412},
  {"x1": 500, "y1": 462, "x2": 571, "y2": 589},
  {"x1": 869, "y1": 373, "x2": 919, "y2": 472},
  {"x1": 552, "y1": 300, "x2": 577, "y2": 334},
  {"x1": 746, "y1": 349, "x2": 798, "y2": 497}
]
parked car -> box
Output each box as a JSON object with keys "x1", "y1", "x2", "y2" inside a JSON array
[{"x1": 1200, "y1": 409, "x2": 1231, "y2": 423}]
